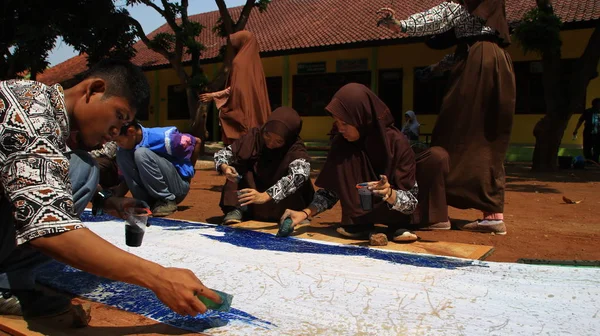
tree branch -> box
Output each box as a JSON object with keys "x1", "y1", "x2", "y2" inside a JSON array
[
  {"x1": 128, "y1": 16, "x2": 172, "y2": 60},
  {"x1": 235, "y1": 0, "x2": 256, "y2": 31},
  {"x1": 137, "y1": 0, "x2": 165, "y2": 17},
  {"x1": 181, "y1": 0, "x2": 189, "y2": 23},
  {"x1": 215, "y1": 0, "x2": 234, "y2": 35}
]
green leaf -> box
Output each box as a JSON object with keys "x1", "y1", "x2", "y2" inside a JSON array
[{"x1": 514, "y1": 8, "x2": 563, "y2": 57}]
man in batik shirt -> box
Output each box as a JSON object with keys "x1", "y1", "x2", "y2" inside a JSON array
[{"x1": 0, "y1": 59, "x2": 221, "y2": 318}]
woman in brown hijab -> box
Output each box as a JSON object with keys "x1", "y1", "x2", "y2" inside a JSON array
[
  {"x1": 200, "y1": 30, "x2": 271, "y2": 145},
  {"x1": 282, "y1": 83, "x2": 431, "y2": 242},
  {"x1": 214, "y1": 107, "x2": 314, "y2": 224},
  {"x1": 378, "y1": 0, "x2": 515, "y2": 235}
]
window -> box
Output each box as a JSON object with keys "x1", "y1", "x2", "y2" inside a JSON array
[
  {"x1": 513, "y1": 60, "x2": 581, "y2": 114},
  {"x1": 292, "y1": 71, "x2": 371, "y2": 116},
  {"x1": 266, "y1": 76, "x2": 282, "y2": 110},
  {"x1": 167, "y1": 84, "x2": 190, "y2": 120},
  {"x1": 378, "y1": 69, "x2": 403, "y2": 128},
  {"x1": 413, "y1": 67, "x2": 449, "y2": 115},
  {"x1": 513, "y1": 62, "x2": 545, "y2": 114}
]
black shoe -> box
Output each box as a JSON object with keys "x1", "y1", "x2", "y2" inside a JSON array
[
  {"x1": 336, "y1": 224, "x2": 375, "y2": 239},
  {"x1": 0, "y1": 290, "x2": 72, "y2": 318},
  {"x1": 151, "y1": 200, "x2": 177, "y2": 217}
]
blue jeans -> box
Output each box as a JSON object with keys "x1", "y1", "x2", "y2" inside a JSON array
[
  {"x1": 116, "y1": 147, "x2": 190, "y2": 204},
  {"x1": 0, "y1": 150, "x2": 99, "y2": 291}
]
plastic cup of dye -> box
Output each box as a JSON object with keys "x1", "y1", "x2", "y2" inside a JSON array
[
  {"x1": 124, "y1": 208, "x2": 151, "y2": 247},
  {"x1": 197, "y1": 289, "x2": 233, "y2": 312},
  {"x1": 237, "y1": 190, "x2": 248, "y2": 212},
  {"x1": 277, "y1": 217, "x2": 294, "y2": 237},
  {"x1": 356, "y1": 183, "x2": 373, "y2": 211}
]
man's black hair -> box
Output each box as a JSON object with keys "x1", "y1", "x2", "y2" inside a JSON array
[
  {"x1": 119, "y1": 119, "x2": 142, "y2": 135},
  {"x1": 83, "y1": 59, "x2": 150, "y2": 116},
  {"x1": 593, "y1": 98, "x2": 600, "y2": 107}
]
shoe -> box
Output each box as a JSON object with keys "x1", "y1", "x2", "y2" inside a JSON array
[
  {"x1": 0, "y1": 290, "x2": 72, "y2": 318},
  {"x1": 415, "y1": 221, "x2": 451, "y2": 231},
  {"x1": 336, "y1": 224, "x2": 375, "y2": 239},
  {"x1": 222, "y1": 209, "x2": 243, "y2": 225},
  {"x1": 392, "y1": 229, "x2": 419, "y2": 243},
  {"x1": 458, "y1": 220, "x2": 507, "y2": 235},
  {"x1": 151, "y1": 200, "x2": 177, "y2": 217}
]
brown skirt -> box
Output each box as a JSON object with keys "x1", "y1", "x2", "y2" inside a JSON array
[
  {"x1": 431, "y1": 41, "x2": 516, "y2": 213},
  {"x1": 220, "y1": 170, "x2": 315, "y2": 222},
  {"x1": 414, "y1": 146, "x2": 449, "y2": 225}
]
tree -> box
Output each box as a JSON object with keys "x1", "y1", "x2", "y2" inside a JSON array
[
  {"x1": 126, "y1": 0, "x2": 270, "y2": 152},
  {"x1": 514, "y1": 0, "x2": 600, "y2": 171},
  {"x1": 0, "y1": 0, "x2": 136, "y2": 80}
]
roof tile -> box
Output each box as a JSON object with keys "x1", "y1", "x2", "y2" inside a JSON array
[{"x1": 38, "y1": 0, "x2": 600, "y2": 85}]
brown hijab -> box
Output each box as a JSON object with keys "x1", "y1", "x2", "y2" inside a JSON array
[
  {"x1": 460, "y1": 0, "x2": 511, "y2": 45},
  {"x1": 219, "y1": 30, "x2": 271, "y2": 143},
  {"x1": 231, "y1": 107, "x2": 309, "y2": 188},
  {"x1": 315, "y1": 83, "x2": 416, "y2": 218}
]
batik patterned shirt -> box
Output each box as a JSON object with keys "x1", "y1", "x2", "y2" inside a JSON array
[
  {"x1": 398, "y1": 2, "x2": 496, "y2": 38},
  {"x1": 310, "y1": 184, "x2": 419, "y2": 216},
  {"x1": 214, "y1": 146, "x2": 311, "y2": 203},
  {"x1": 0, "y1": 80, "x2": 83, "y2": 245},
  {"x1": 90, "y1": 141, "x2": 118, "y2": 159}
]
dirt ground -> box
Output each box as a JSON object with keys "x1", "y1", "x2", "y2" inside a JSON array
[
  {"x1": 4, "y1": 163, "x2": 599, "y2": 336},
  {"x1": 172, "y1": 162, "x2": 600, "y2": 263}
]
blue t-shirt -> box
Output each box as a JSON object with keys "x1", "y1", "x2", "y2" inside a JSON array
[{"x1": 137, "y1": 126, "x2": 197, "y2": 179}]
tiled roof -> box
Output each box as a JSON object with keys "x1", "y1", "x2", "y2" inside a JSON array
[{"x1": 38, "y1": 0, "x2": 600, "y2": 85}]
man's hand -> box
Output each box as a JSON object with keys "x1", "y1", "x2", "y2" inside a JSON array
[
  {"x1": 104, "y1": 197, "x2": 150, "y2": 219},
  {"x1": 238, "y1": 188, "x2": 271, "y2": 206},
  {"x1": 150, "y1": 267, "x2": 222, "y2": 316},
  {"x1": 220, "y1": 164, "x2": 240, "y2": 183},
  {"x1": 30, "y1": 229, "x2": 220, "y2": 317}
]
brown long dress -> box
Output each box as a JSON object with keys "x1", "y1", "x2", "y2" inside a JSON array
[
  {"x1": 220, "y1": 107, "x2": 314, "y2": 222},
  {"x1": 219, "y1": 30, "x2": 271, "y2": 145},
  {"x1": 315, "y1": 83, "x2": 417, "y2": 227},
  {"x1": 432, "y1": 41, "x2": 515, "y2": 214},
  {"x1": 427, "y1": 0, "x2": 515, "y2": 214},
  {"x1": 413, "y1": 146, "x2": 450, "y2": 225}
]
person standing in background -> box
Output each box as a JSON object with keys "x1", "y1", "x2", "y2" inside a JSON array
[{"x1": 573, "y1": 98, "x2": 600, "y2": 163}]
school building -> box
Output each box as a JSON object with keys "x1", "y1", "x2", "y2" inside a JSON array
[{"x1": 39, "y1": 0, "x2": 600, "y2": 160}]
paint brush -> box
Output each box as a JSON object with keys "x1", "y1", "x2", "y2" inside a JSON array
[{"x1": 197, "y1": 289, "x2": 233, "y2": 312}]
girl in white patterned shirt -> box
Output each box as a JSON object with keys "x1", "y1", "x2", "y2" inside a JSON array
[{"x1": 214, "y1": 107, "x2": 314, "y2": 225}]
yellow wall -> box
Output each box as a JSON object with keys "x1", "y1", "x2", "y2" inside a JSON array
[{"x1": 149, "y1": 28, "x2": 600, "y2": 146}]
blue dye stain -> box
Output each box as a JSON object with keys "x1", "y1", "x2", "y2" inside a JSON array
[
  {"x1": 81, "y1": 211, "x2": 479, "y2": 270},
  {"x1": 34, "y1": 261, "x2": 274, "y2": 333}
]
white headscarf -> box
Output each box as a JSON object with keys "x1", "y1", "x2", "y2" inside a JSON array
[{"x1": 402, "y1": 110, "x2": 420, "y2": 137}]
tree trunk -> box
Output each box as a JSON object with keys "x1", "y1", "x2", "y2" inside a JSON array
[
  {"x1": 191, "y1": 102, "x2": 210, "y2": 143},
  {"x1": 532, "y1": 116, "x2": 569, "y2": 171}
]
